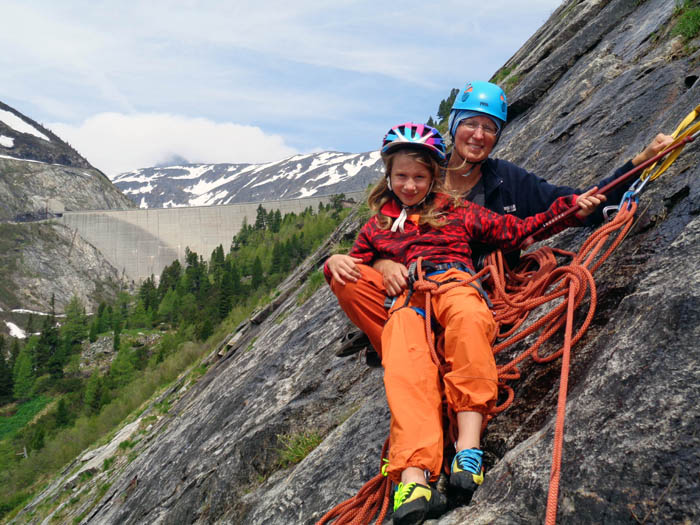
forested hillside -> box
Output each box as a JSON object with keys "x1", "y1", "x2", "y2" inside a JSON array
[{"x1": 0, "y1": 200, "x2": 350, "y2": 521}]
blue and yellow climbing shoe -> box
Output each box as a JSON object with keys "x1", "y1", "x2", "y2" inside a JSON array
[
  {"x1": 392, "y1": 482, "x2": 446, "y2": 525},
  {"x1": 449, "y1": 448, "x2": 484, "y2": 502}
]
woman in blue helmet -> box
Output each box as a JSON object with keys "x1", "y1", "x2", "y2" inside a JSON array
[{"x1": 367, "y1": 80, "x2": 673, "y2": 295}]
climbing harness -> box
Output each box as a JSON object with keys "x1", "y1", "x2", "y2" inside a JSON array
[{"x1": 318, "y1": 107, "x2": 699, "y2": 525}]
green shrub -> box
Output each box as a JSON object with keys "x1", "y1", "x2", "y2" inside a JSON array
[
  {"x1": 276, "y1": 431, "x2": 323, "y2": 468},
  {"x1": 102, "y1": 457, "x2": 115, "y2": 471},
  {"x1": 117, "y1": 439, "x2": 136, "y2": 450},
  {"x1": 78, "y1": 470, "x2": 95, "y2": 483},
  {"x1": 672, "y1": 6, "x2": 700, "y2": 40},
  {"x1": 296, "y1": 269, "x2": 326, "y2": 305},
  {"x1": 0, "y1": 396, "x2": 49, "y2": 440}
]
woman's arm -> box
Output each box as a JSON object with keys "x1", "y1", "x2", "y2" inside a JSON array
[{"x1": 468, "y1": 187, "x2": 605, "y2": 250}]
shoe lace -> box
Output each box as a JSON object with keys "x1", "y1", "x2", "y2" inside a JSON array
[
  {"x1": 393, "y1": 482, "x2": 417, "y2": 511},
  {"x1": 454, "y1": 448, "x2": 483, "y2": 474}
]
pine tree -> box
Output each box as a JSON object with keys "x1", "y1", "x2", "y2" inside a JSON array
[
  {"x1": 47, "y1": 345, "x2": 65, "y2": 380},
  {"x1": 35, "y1": 309, "x2": 59, "y2": 376},
  {"x1": 113, "y1": 322, "x2": 121, "y2": 353},
  {"x1": 232, "y1": 217, "x2": 250, "y2": 250},
  {"x1": 103, "y1": 305, "x2": 114, "y2": 334},
  {"x1": 254, "y1": 204, "x2": 267, "y2": 230},
  {"x1": 158, "y1": 288, "x2": 179, "y2": 325},
  {"x1": 251, "y1": 256, "x2": 264, "y2": 290},
  {"x1": 269, "y1": 209, "x2": 282, "y2": 233},
  {"x1": 128, "y1": 300, "x2": 150, "y2": 328},
  {"x1": 26, "y1": 313, "x2": 35, "y2": 334},
  {"x1": 84, "y1": 370, "x2": 103, "y2": 414},
  {"x1": 9, "y1": 338, "x2": 20, "y2": 371},
  {"x1": 88, "y1": 318, "x2": 99, "y2": 342},
  {"x1": 209, "y1": 245, "x2": 225, "y2": 277},
  {"x1": 230, "y1": 264, "x2": 242, "y2": 297},
  {"x1": 13, "y1": 346, "x2": 35, "y2": 400},
  {"x1": 139, "y1": 275, "x2": 159, "y2": 312},
  {"x1": 0, "y1": 348, "x2": 13, "y2": 402},
  {"x1": 218, "y1": 271, "x2": 234, "y2": 319},
  {"x1": 110, "y1": 344, "x2": 134, "y2": 388},
  {"x1": 55, "y1": 398, "x2": 70, "y2": 426},
  {"x1": 270, "y1": 241, "x2": 283, "y2": 275},
  {"x1": 437, "y1": 87, "x2": 460, "y2": 123},
  {"x1": 62, "y1": 296, "x2": 88, "y2": 353},
  {"x1": 197, "y1": 318, "x2": 213, "y2": 341},
  {"x1": 96, "y1": 302, "x2": 109, "y2": 334},
  {"x1": 158, "y1": 260, "x2": 182, "y2": 301}
]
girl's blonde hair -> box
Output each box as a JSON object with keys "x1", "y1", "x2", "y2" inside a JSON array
[{"x1": 367, "y1": 148, "x2": 453, "y2": 230}]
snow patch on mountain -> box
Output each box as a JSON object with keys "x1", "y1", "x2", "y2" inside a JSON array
[
  {"x1": 113, "y1": 151, "x2": 383, "y2": 208},
  {"x1": 0, "y1": 108, "x2": 51, "y2": 141}
]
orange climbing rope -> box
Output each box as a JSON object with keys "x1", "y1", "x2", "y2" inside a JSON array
[
  {"x1": 316, "y1": 439, "x2": 392, "y2": 525},
  {"x1": 318, "y1": 108, "x2": 698, "y2": 525},
  {"x1": 316, "y1": 200, "x2": 641, "y2": 525}
]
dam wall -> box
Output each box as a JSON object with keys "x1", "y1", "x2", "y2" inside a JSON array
[{"x1": 61, "y1": 191, "x2": 365, "y2": 282}]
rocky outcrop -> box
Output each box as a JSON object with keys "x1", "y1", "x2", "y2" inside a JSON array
[
  {"x1": 0, "y1": 158, "x2": 133, "y2": 222},
  {"x1": 0, "y1": 101, "x2": 93, "y2": 170},
  {"x1": 0, "y1": 221, "x2": 127, "y2": 315},
  {"x1": 13, "y1": 0, "x2": 700, "y2": 523},
  {"x1": 0, "y1": 102, "x2": 135, "y2": 323}
]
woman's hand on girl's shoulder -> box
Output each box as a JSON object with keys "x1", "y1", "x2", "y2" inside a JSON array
[{"x1": 327, "y1": 254, "x2": 363, "y2": 285}]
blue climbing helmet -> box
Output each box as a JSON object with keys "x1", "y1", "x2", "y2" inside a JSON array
[
  {"x1": 381, "y1": 122, "x2": 447, "y2": 163},
  {"x1": 449, "y1": 81, "x2": 507, "y2": 138}
]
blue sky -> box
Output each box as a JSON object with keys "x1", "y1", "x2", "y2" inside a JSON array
[{"x1": 1, "y1": 1, "x2": 562, "y2": 177}]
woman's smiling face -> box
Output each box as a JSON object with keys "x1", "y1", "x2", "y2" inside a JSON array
[
  {"x1": 389, "y1": 152, "x2": 434, "y2": 207},
  {"x1": 452, "y1": 115, "x2": 498, "y2": 164}
]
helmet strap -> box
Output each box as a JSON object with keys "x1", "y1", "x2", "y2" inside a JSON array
[{"x1": 387, "y1": 178, "x2": 435, "y2": 233}]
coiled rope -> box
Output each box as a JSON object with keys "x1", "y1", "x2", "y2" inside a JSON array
[{"x1": 318, "y1": 107, "x2": 698, "y2": 525}]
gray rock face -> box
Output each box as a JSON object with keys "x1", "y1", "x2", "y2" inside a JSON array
[
  {"x1": 0, "y1": 158, "x2": 134, "y2": 222},
  {"x1": 0, "y1": 102, "x2": 135, "y2": 321},
  {"x1": 17, "y1": 0, "x2": 700, "y2": 523},
  {"x1": 0, "y1": 221, "x2": 126, "y2": 314},
  {"x1": 0, "y1": 103, "x2": 133, "y2": 220}
]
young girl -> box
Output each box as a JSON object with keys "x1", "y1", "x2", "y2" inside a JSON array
[{"x1": 325, "y1": 123, "x2": 603, "y2": 525}]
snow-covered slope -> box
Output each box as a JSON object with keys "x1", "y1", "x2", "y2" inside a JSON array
[{"x1": 113, "y1": 151, "x2": 383, "y2": 208}]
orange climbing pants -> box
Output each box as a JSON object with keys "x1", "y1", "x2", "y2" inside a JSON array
[
  {"x1": 330, "y1": 264, "x2": 390, "y2": 355},
  {"x1": 381, "y1": 268, "x2": 498, "y2": 483}
]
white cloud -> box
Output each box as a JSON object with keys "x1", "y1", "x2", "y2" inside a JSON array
[
  {"x1": 1, "y1": 0, "x2": 564, "y2": 157},
  {"x1": 48, "y1": 113, "x2": 298, "y2": 178}
]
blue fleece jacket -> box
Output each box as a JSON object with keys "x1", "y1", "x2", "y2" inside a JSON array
[{"x1": 465, "y1": 156, "x2": 636, "y2": 268}]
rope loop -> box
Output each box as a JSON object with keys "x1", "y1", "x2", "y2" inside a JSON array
[{"x1": 319, "y1": 106, "x2": 697, "y2": 525}]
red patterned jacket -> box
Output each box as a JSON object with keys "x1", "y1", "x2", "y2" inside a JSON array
[{"x1": 341, "y1": 193, "x2": 579, "y2": 274}]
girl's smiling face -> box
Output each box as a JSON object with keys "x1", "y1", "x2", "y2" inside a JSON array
[{"x1": 389, "y1": 152, "x2": 434, "y2": 207}]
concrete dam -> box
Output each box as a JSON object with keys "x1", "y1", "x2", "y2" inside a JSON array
[{"x1": 61, "y1": 191, "x2": 365, "y2": 283}]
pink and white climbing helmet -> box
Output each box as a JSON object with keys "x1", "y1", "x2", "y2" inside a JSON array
[{"x1": 381, "y1": 122, "x2": 447, "y2": 162}]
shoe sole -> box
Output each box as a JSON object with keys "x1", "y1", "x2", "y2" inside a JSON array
[
  {"x1": 393, "y1": 499, "x2": 427, "y2": 525},
  {"x1": 448, "y1": 475, "x2": 479, "y2": 505}
]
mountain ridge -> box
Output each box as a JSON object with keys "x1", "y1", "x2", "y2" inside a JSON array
[{"x1": 112, "y1": 150, "x2": 383, "y2": 208}]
